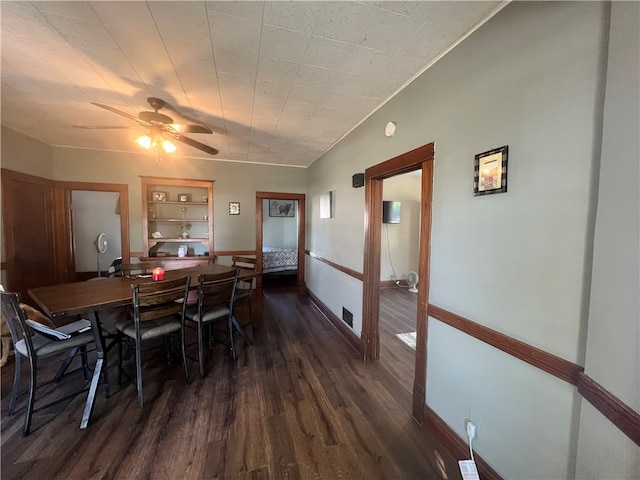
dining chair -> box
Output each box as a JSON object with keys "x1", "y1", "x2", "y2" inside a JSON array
[
  {"x1": 231, "y1": 256, "x2": 257, "y2": 335},
  {"x1": 1, "y1": 291, "x2": 96, "y2": 436},
  {"x1": 116, "y1": 276, "x2": 191, "y2": 408},
  {"x1": 184, "y1": 269, "x2": 242, "y2": 375}
]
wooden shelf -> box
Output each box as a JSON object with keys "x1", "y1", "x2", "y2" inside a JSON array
[
  {"x1": 148, "y1": 201, "x2": 208, "y2": 206},
  {"x1": 141, "y1": 176, "x2": 214, "y2": 258}
]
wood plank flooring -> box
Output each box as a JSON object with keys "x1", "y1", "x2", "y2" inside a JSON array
[{"x1": 1, "y1": 283, "x2": 458, "y2": 480}]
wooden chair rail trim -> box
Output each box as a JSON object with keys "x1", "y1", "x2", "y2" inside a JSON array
[
  {"x1": 428, "y1": 304, "x2": 584, "y2": 385},
  {"x1": 214, "y1": 250, "x2": 256, "y2": 257},
  {"x1": 302, "y1": 249, "x2": 637, "y2": 447},
  {"x1": 423, "y1": 405, "x2": 502, "y2": 480},
  {"x1": 577, "y1": 372, "x2": 640, "y2": 447},
  {"x1": 131, "y1": 250, "x2": 256, "y2": 259},
  {"x1": 306, "y1": 250, "x2": 364, "y2": 281},
  {"x1": 305, "y1": 288, "x2": 364, "y2": 357}
]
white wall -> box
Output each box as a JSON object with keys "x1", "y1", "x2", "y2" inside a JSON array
[
  {"x1": 1, "y1": 126, "x2": 54, "y2": 178},
  {"x1": 381, "y1": 173, "x2": 421, "y2": 281},
  {"x1": 575, "y1": 2, "x2": 640, "y2": 477},
  {"x1": 262, "y1": 198, "x2": 298, "y2": 249},
  {"x1": 50, "y1": 147, "x2": 307, "y2": 255},
  {"x1": 307, "y1": 2, "x2": 618, "y2": 478},
  {"x1": 72, "y1": 191, "x2": 122, "y2": 272}
]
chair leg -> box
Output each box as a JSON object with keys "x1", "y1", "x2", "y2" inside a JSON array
[
  {"x1": 181, "y1": 327, "x2": 191, "y2": 385},
  {"x1": 117, "y1": 332, "x2": 123, "y2": 386},
  {"x1": 197, "y1": 321, "x2": 205, "y2": 378},
  {"x1": 23, "y1": 355, "x2": 37, "y2": 436},
  {"x1": 134, "y1": 337, "x2": 144, "y2": 408},
  {"x1": 81, "y1": 346, "x2": 90, "y2": 381},
  {"x1": 9, "y1": 353, "x2": 22, "y2": 415},
  {"x1": 53, "y1": 346, "x2": 79, "y2": 383},
  {"x1": 208, "y1": 323, "x2": 214, "y2": 349},
  {"x1": 227, "y1": 316, "x2": 237, "y2": 362}
]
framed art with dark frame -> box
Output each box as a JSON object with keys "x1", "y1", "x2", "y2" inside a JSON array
[
  {"x1": 269, "y1": 199, "x2": 295, "y2": 217},
  {"x1": 474, "y1": 145, "x2": 508, "y2": 196},
  {"x1": 229, "y1": 202, "x2": 240, "y2": 215}
]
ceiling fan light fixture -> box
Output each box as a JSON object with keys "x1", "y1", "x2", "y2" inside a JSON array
[
  {"x1": 136, "y1": 134, "x2": 152, "y2": 149},
  {"x1": 162, "y1": 139, "x2": 176, "y2": 153}
]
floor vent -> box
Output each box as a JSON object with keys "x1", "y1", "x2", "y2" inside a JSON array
[{"x1": 342, "y1": 307, "x2": 353, "y2": 327}]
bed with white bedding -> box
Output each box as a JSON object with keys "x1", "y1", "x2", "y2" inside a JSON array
[{"x1": 262, "y1": 247, "x2": 298, "y2": 274}]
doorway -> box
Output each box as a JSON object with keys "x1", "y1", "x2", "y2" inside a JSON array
[
  {"x1": 255, "y1": 192, "x2": 306, "y2": 295},
  {"x1": 58, "y1": 181, "x2": 130, "y2": 282},
  {"x1": 361, "y1": 143, "x2": 435, "y2": 422},
  {"x1": 71, "y1": 190, "x2": 123, "y2": 279}
]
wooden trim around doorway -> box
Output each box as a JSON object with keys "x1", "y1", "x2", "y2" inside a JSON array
[
  {"x1": 256, "y1": 192, "x2": 306, "y2": 295},
  {"x1": 362, "y1": 143, "x2": 435, "y2": 426}
]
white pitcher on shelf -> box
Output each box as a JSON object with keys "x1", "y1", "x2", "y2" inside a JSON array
[{"x1": 178, "y1": 246, "x2": 188, "y2": 257}]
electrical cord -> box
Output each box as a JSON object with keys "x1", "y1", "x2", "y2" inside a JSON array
[
  {"x1": 385, "y1": 223, "x2": 412, "y2": 289},
  {"x1": 385, "y1": 223, "x2": 398, "y2": 282}
]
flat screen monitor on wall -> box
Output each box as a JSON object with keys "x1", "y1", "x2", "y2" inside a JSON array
[{"x1": 382, "y1": 201, "x2": 401, "y2": 224}]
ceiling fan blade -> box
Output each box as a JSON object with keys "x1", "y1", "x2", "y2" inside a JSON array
[
  {"x1": 172, "y1": 134, "x2": 219, "y2": 155},
  {"x1": 73, "y1": 125, "x2": 139, "y2": 130},
  {"x1": 164, "y1": 123, "x2": 213, "y2": 134},
  {"x1": 91, "y1": 102, "x2": 149, "y2": 127},
  {"x1": 161, "y1": 100, "x2": 223, "y2": 134}
]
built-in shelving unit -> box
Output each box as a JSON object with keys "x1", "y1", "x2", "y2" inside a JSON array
[{"x1": 140, "y1": 176, "x2": 214, "y2": 261}]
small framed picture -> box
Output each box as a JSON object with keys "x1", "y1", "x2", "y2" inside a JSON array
[
  {"x1": 319, "y1": 191, "x2": 332, "y2": 219},
  {"x1": 229, "y1": 202, "x2": 240, "y2": 215},
  {"x1": 474, "y1": 145, "x2": 508, "y2": 196},
  {"x1": 177, "y1": 193, "x2": 191, "y2": 202},
  {"x1": 152, "y1": 191, "x2": 167, "y2": 202}
]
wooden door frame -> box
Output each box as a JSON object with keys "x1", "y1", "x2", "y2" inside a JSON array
[
  {"x1": 56, "y1": 181, "x2": 130, "y2": 280},
  {"x1": 362, "y1": 143, "x2": 434, "y2": 422},
  {"x1": 255, "y1": 192, "x2": 306, "y2": 295}
]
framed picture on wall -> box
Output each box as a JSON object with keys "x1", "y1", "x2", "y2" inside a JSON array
[
  {"x1": 474, "y1": 145, "x2": 508, "y2": 196},
  {"x1": 269, "y1": 199, "x2": 295, "y2": 217},
  {"x1": 319, "y1": 191, "x2": 332, "y2": 219},
  {"x1": 152, "y1": 191, "x2": 167, "y2": 202},
  {"x1": 229, "y1": 202, "x2": 240, "y2": 215}
]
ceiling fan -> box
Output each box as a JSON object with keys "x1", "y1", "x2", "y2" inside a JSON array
[{"x1": 74, "y1": 97, "x2": 219, "y2": 159}]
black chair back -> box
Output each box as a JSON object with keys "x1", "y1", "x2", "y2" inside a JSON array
[
  {"x1": 196, "y1": 270, "x2": 239, "y2": 315},
  {"x1": 1, "y1": 292, "x2": 34, "y2": 353},
  {"x1": 132, "y1": 276, "x2": 191, "y2": 323}
]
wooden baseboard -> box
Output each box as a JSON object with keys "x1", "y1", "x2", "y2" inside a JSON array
[
  {"x1": 305, "y1": 288, "x2": 364, "y2": 357},
  {"x1": 380, "y1": 279, "x2": 398, "y2": 288},
  {"x1": 423, "y1": 405, "x2": 502, "y2": 480}
]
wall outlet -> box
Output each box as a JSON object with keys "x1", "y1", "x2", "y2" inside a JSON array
[{"x1": 466, "y1": 420, "x2": 477, "y2": 441}]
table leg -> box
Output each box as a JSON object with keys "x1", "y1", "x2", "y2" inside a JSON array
[
  {"x1": 80, "y1": 310, "x2": 107, "y2": 429},
  {"x1": 230, "y1": 314, "x2": 253, "y2": 346}
]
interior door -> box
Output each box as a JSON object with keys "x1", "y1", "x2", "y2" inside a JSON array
[{"x1": 2, "y1": 170, "x2": 56, "y2": 304}]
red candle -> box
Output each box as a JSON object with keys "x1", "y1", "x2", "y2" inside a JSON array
[{"x1": 152, "y1": 267, "x2": 164, "y2": 281}]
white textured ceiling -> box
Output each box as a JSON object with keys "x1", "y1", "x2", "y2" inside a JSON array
[{"x1": 1, "y1": 1, "x2": 503, "y2": 167}]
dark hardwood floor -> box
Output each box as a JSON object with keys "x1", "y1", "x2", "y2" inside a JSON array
[
  {"x1": 379, "y1": 286, "x2": 418, "y2": 397},
  {"x1": 1, "y1": 283, "x2": 458, "y2": 480}
]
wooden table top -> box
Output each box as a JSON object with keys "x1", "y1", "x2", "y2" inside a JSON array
[{"x1": 28, "y1": 264, "x2": 257, "y2": 318}]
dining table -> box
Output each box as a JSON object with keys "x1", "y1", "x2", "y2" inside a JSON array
[{"x1": 28, "y1": 263, "x2": 259, "y2": 429}]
